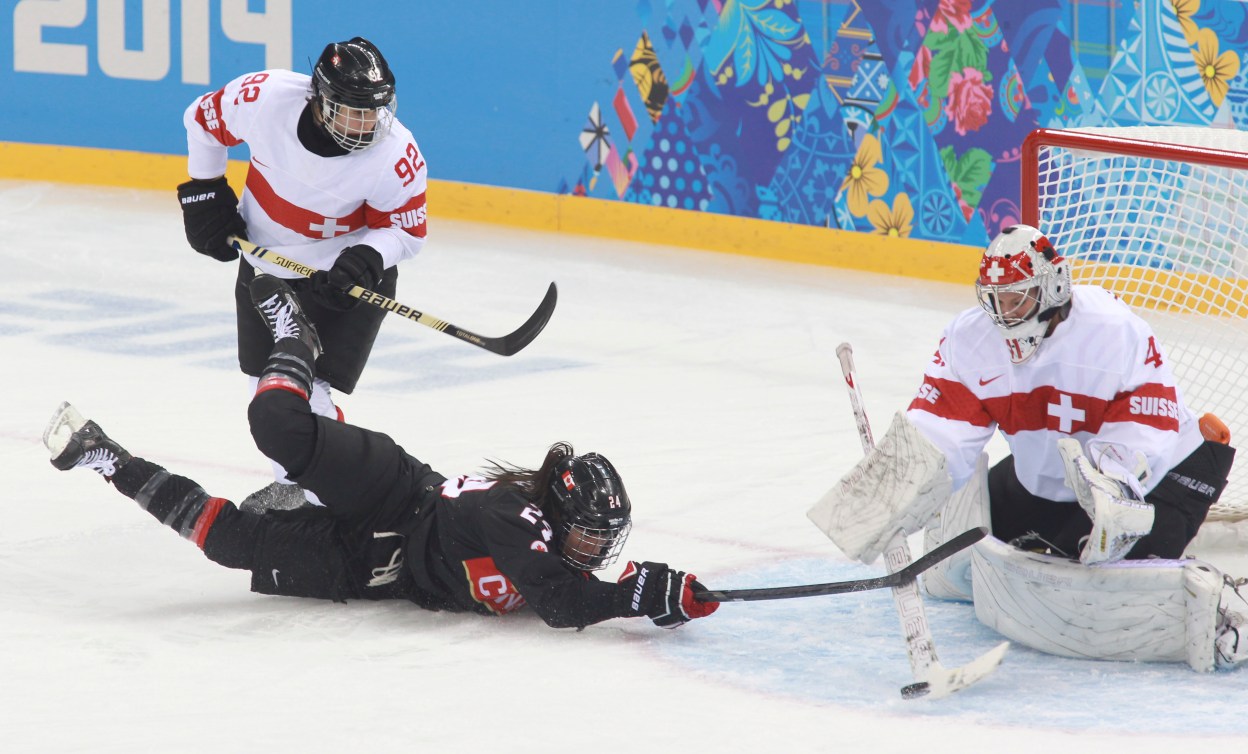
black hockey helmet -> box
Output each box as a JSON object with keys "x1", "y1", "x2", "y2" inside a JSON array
[
  {"x1": 547, "y1": 453, "x2": 633, "y2": 571},
  {"x1": 310, "y1": 37, "x2": 397, "y2": 151}
]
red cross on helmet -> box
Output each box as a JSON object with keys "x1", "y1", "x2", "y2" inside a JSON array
[{"x1": 975, "y1": 225, "x2": 1071, "y2": 364}]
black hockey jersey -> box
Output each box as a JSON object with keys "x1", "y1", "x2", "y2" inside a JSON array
[{"x1": 403, "y1": 475, "x2": 630, "y2": 628}]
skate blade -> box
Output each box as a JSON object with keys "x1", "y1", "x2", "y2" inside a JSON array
[{"x1": 42, "y1": 401, "x2": 86, "y2": 457}]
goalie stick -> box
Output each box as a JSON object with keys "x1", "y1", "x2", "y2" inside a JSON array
[
  {"x1": 692, "y1": 526, "x2": 988, "y2": 603},
  {"x1": 228, "y1": 236, "x2": 557, "y2": 357},
  {"x1": 836, "y1": 342, "x2": 1007, "y2": 700}
]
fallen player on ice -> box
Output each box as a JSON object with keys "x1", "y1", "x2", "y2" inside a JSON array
[{"x1": 43, "y1": 274, "x2": 717, "y2": 632}]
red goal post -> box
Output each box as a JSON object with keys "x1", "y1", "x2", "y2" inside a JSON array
[{"x1": 1022, "y1": 126, "x2": 1248, "y2": 522}]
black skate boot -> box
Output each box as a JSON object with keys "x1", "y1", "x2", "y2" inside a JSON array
[
  {"x1": 249, "y1": 274, "x2": 322, "y2": 358},
  {"x1": 43, "y1": 401, "x2": 132, "y2": 479},
  {"x1": 250, "y1": 274, "x2": 323, "y2": 398}
]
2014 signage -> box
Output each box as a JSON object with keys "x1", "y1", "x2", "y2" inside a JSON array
[{"x1": 12, "y1": 0, "x2": 291, "y2": 84}]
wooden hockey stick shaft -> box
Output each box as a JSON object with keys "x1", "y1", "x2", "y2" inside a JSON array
[
  {"x1": 228, "y1": 236, "x2": 557, "y2": 357},
  {"x1": 692, "y1": 526, "x2": 987, "y2": 602},
  {"x1": 835, "y1": 342, "x2": 1007, "y2": 700}
]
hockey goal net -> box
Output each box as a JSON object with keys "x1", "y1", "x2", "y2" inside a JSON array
[{"x1": 1022, "y1": 126, "x2": 1248, "y2": 523}]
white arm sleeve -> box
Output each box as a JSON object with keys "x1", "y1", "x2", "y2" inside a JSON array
[{"x1": 182, "y1": 70, "x2": 282, "y2": 179}]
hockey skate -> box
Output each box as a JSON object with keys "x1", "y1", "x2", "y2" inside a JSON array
[
  {"x1": 43, "y1": 401, "x2": 132, "y2": 478},
  {"x1": 249, "y1": 274, "x2": 322, "y2": 358}
]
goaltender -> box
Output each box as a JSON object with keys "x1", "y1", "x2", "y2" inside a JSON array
[{"x1": 810, "y1": 225, "x2": 1245, "y2": 672}]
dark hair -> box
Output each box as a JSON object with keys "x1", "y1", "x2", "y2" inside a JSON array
[{"x1": 480, "y1": 441, "x2": 574, "y2": 524}]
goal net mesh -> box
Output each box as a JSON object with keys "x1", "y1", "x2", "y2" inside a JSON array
[{"x1": 1028, "y1": 126, "x2": 1248, "y2": 522}]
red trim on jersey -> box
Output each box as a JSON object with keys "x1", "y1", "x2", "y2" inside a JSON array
[
  {"x1": 255, "y1": 375, "x2": 309, "y2": 401},
  {"x1": 910, "y1": 377, "x2": 1181, "y2": 435},
  {"x1": 194, "y1": 90, "x2": 242, "y2": 147},
  {"x1": 462, "y1": 557, "x2": 526, "y2": 615},
  {"x1": 908, "y1": 377, "x2": 993, "y2": 427},
  {"x1": 245, "y1": 162, "x2": 366, "y2": 239},
  {"x1": 1103, "y1": 382, "x2": 1183, "y2": 432},
  {"x1": 365, "y1": 192, "x2": 427, "y2": 239},
  {"x1": 190, "y1": 497, "x2": 227, "y2": 549}
]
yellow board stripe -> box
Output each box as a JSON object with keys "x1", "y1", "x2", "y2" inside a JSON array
[
  {"x1": 1074, "y1": 263, "x2": 1248, "y2": 318},
  {"x1": 2, "y1": 140, "x2": 981, "y2": 283}
]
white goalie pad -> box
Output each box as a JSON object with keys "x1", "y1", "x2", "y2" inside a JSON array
[
  {"x1": 1057, "y1": 438, "x2": 1155, "y2": 565},
  {"x1": 921, "y1": 452, "x2": 991, "y2": 602},
  {"x1": 807, "y1": 411, "x2": 952, "y2": 564},
  {"x1": 971, "y1": 535, "x2": 1226, "y2": 672}
]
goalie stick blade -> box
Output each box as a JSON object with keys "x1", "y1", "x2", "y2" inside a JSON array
[
  {"x1": 912, "y1": 641, "x2": 1010, "y2": 701},
  {"x1": 692, "y1": 527, "x2": 988, "y2": 603}
]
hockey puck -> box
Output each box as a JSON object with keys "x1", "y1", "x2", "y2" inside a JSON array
[{"x1": 900, "y1": 681, "x2": 931, "y2": 699}]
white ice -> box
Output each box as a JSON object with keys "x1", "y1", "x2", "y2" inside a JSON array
[{"x1": 2, "y1": 181, "x2": 1245, "y2": 753}]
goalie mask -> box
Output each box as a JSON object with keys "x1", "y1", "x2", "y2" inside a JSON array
[
  {"x1": 311, "y1": 37, "x2": 397, "y2": 152},
  {"x1": 976, "y1": 225, "x2": 1071, "y2": 364},
  {"x1": 547, "y1": 453, "x2": 632, "y2": 571}
]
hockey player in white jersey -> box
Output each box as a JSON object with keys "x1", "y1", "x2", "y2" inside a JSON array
[
  {"x1": 175, "y1": 37, "x2": 427, "y2": 509},
  {"x1": 909, "y1": 224, "x2": 1233, "y2": 565},
  {"x1": 810, "y1": 224, "x2": 1246, "y2": 672}
]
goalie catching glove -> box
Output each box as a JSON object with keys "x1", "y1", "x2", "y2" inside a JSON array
[
  {"x1": 1057, "y1": 438, "x2": 1155, "y2": 565},
  {"x1": 617, "y1": 561, "x2": 718, "y2": 628}
]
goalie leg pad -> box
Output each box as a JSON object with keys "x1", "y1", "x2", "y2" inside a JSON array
[
  {"x1": 807, "y1": 411, "x2": 952, "y2": 563},
  {"x1": 922, "y1": 453, "x2": 990, "y2": 602},
  {"x1": 971, "y1": 534, "x2": 1230, "y2": 671},
  {"x1": 1214, "y1": 578, "x2": 1248, "y2": 670},
  {"x1": 1058, "y1": 438, "x2": 1155, "y2": 565}
]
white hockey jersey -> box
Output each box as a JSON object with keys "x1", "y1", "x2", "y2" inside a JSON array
[
  {"x1": 183, "y1": 69, "x2": 427, "y2": 277},
  {"x1": 907, "y1": 285, "x2": 1204, "y2": 501}
]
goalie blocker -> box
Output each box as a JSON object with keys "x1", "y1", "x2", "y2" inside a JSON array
[{"x1": 807, "y1": 411, "x2": 952, "y2": 565}]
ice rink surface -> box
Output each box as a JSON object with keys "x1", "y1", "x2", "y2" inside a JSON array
[{"x1": 2, "y1": 180, "x2": 1245, "y2": 752}]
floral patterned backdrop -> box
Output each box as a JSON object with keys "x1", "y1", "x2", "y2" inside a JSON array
[{"x1": 558, "y1": 0, "x2": 1248, "y2": 247}]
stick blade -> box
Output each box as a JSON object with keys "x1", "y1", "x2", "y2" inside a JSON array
[
  {"x1": 912, "y1": 641, "x2": 1009, "y2": 700},
  {"x1": 493, "y1": 282, "x2": 558, "y2": 356},
  {"x1": 43, "y1": 401, "x2": 86, "y2": 457}
]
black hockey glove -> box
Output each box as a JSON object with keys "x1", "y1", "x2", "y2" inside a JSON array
[
  {"x1": 617, "y1": 560, "x2": 718, "y2": 629},
  {"x1": 309, "y1": 244, "x2": 385, "y2": 311},
  {"x1": 176, "y1": 177, "x2": 245, "y2": 262}
]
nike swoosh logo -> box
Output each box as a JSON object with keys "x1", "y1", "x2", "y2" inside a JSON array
[{"x1": 979, "y1": 375, "x2": 1003, "y2": 386}]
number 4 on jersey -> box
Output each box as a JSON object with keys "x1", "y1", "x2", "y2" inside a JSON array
[{"x1": 1145, "y1": 336, "x2": 1164, "y2": 368}]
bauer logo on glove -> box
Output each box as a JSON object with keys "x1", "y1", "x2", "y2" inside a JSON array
[{"x1": 617, "y1": 560, "x2": 718, "y2": 628}]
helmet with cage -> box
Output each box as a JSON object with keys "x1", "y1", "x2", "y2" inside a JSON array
[
  {"x1": 975, "y1": 224, "x2": 1072, "y2": 364},
  {"x1": 546, "y1": 453, "x2": 633, "y2": 571},
  {"x1": 310, "y1": 37, "x2": 397, "y2": 152}
]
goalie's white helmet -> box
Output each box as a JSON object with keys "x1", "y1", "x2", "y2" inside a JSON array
[{"x1": 976, "y1": 225, "x2": 1071, "y2": 364}]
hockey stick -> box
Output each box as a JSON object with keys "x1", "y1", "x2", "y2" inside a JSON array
[
  {"x1": 836, "y1": 342, "x2": 1007, "y2": 700},
  {"x1": 692, "y1": 526, "x2": 987, "y2": 603},
  {"x1": 228, "y1": 236, "x2": 557, "y2": 357}
]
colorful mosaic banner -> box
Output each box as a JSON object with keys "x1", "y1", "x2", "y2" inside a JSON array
[{"x1": 563, "y1": 0, "x2": 1248, "y2": 248}]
